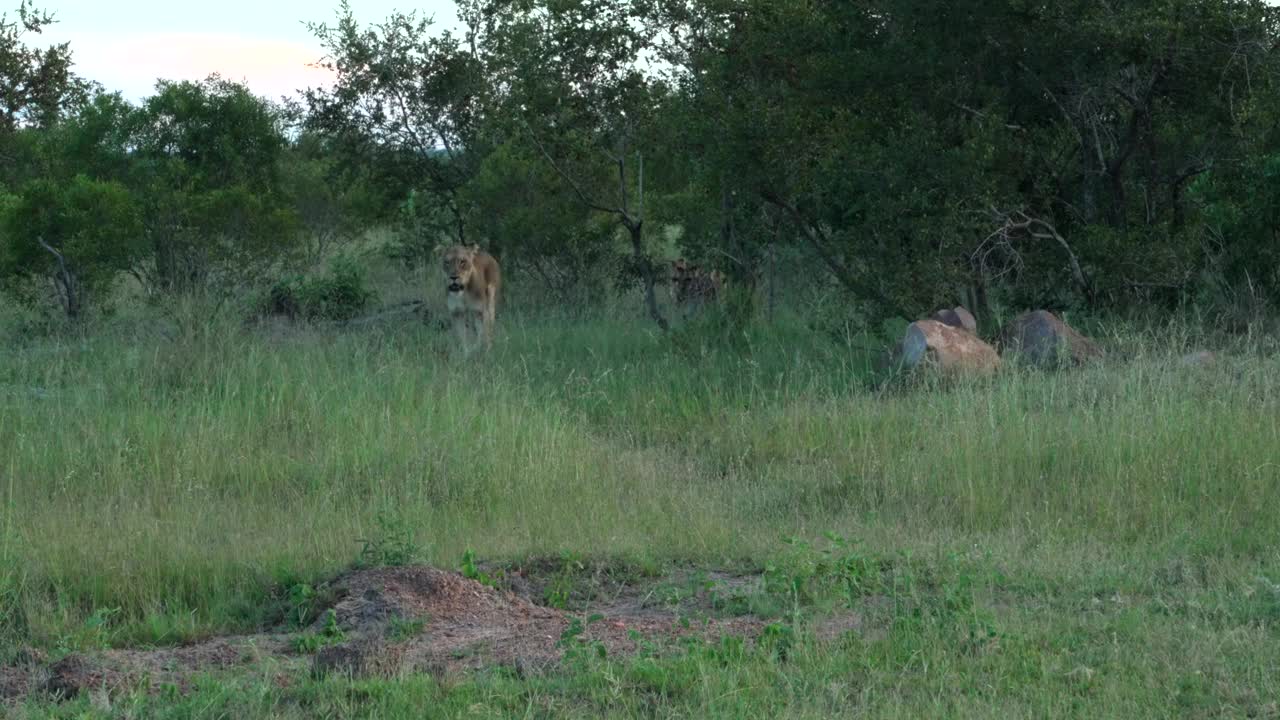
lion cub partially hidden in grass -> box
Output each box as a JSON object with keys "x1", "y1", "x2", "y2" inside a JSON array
[
  {"x1": 670, "y1": 258, "x2": 725, "y2": 317},
  {"x1": 441, "y1": 244, "x2": 501, "y2": 355}
]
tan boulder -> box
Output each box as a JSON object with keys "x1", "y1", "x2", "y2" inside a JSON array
[
  {"x1": 891, "y1": 319, "x2": 1001, "y2": 374},
  {"x1": 929, "y1": 306, "x2": 978, "y2": 335},
  {"x1": 999, "y1": 310, "x2": 1103, "y2": 367}
]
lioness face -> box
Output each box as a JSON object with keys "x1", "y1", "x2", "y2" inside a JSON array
[
  {"x1": 442, "y1": 246, "x2": 478, "y2": 291},
  {"x1": 671, "y1": 258, "x2": 690, "y2": 285}
]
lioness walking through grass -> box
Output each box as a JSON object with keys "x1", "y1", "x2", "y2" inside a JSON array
[{"x1": 442, "y1": 244, "x2": 501, "y2": 355}]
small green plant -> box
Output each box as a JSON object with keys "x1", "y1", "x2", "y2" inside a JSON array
[
  {"x1": 543, "y1": 550, "x2": 586, "y2": 610},
  {"x1": 758, "y1": 621, "x2": 795, "y2": 659},
  {"x1": 459, "y1": 548, "x2": 498, "y2": 588},
  {"x1": 762, "y1": 533, "x2": 883, "y2": 618},
  {"x1": 291, "y1": 632, "x2": 325, "y2": 654},
  {"x1": 357, "y1": 513, "x2": 421, "y2": 567},
  {"x1": 286, "y1": 583, "x2": 318, "y2": 629},
  {"x1": 292, "y1": 609, "x2": 346, "y2": 654},
  {"x1": 55, "y1": 606, "x2": 121, "y2": 653},
  {"x1": 558, "y1": 613, "x2": 607, "y2": 668}
]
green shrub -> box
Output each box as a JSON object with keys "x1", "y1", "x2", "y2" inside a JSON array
[{"x1": 260, "y1": 256, "x2": 375, "y2": 322}]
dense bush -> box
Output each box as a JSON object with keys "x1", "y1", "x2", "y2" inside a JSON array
[
  {"x1": 260, "y1": 257, "x2": 375, "y2": 322},
  {"x1": 0, "y1": 175, "x2": 143, "y2": 318}
]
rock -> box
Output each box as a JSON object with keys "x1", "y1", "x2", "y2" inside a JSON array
[
  {"x1": 889, "y1": 319, "x2": 1001, "y2": 374},
  {"x1": 929, "y1": 306, "x2": 978, "y2": 335},
  {"x1": 1180, "y1": 350, "x2": 1216, "y2": 367},
  {"x1": 313, "y1": 636, "x2": 409, "y2": 679},
  {"x1": 999, "y1": 310, "x2": 1103, "y2": 367}
]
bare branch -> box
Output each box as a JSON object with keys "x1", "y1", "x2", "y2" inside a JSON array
[
  {"x1": 636, "y1": 150, "x2": 644, "y2": 222},
  {"x1": 950, "y1": 100, "x2": 1025, "y2": 132},
  {"x1": 761, "y1": 190, "x2": 908, "y2": 316},
  {"x1": 36, "y1": 235, "x2": 79, "y2": 316},
  {"x1": 975, "y1": 208, "x2": 1092, "y2": 298},
  {"x1": 521, "y1": 119, "x2": 622, "y2": 217}
]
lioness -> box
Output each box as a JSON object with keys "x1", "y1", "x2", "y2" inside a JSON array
[
  {"x1": 670, "y1": 258, "x2": 725, "y2": 315},
  {"x1": 441, "y1": 244, "x2": 501, "y2": 355}
]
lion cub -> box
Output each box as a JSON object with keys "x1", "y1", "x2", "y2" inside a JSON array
[
  {"x1": 441, "y1": 244, "x2": 501, "y2": 355},
  {"x1": 670, "y1": 258, "x2": 725, "y2": 316}
]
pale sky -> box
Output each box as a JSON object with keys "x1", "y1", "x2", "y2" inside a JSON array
[
  {"x1": 30, "y1": 1, "x2": 1280, "y2": 103},
  {"x1": 31, "y1": 0, "x2": 461, "y2": 101}
]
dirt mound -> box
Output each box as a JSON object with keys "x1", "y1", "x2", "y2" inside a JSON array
[
  {"x1": 313, "y1": 565, "x2": 766, "y2": 677},
  {"x1": 33, "y1": 637, "x2": 296, "y2": 702},
  {"x1": 320, "y1": 565, "x2": 561, "y2": 633},
  {"x1": 4, "y1": 565, "x2": 867, "y2": 704},
  {"x1": 311, "y1": 565, "x2": 568, "y2": 676},
  {"x1": 44, "y1": 654, "x2": 127, "y2": 699}
]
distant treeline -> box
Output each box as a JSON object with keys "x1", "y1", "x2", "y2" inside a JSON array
[{"x1": 3, "y1": 1, "x2": 1279, "y2": 327}]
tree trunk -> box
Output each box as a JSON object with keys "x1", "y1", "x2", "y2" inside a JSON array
[
  {"x1": 37, "y1": 237, "x2": 82, "y2": 319},
  {"x1": 626, "y1": 220, "x2": 668, "y2": 332}
]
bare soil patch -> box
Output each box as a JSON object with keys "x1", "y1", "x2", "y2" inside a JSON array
[{"x1": 3, "y1": 565, "x2": 866, "y2": 704}]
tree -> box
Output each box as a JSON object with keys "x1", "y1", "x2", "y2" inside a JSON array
[
  {"x1": 0, "y1": 175, "x2": 142, "y2": 318},
  {"x1": 466, "y1": 0, "x2": 675, "y2": 329},
  {"x1": 648, "y1": 0, "x2": 1280, "y2": 317},
  {"x1": 129, "y1": 76, "x2": 297, "y2": 293},
  {"x1": 1, "y1": 2, "x2": 91, "y2": 189},
  {"x1": 280, "y1": 132, "x2": 370, "y2": 267},
  {"x1": 461, "y1": 139, "x2": 621, "y2": 307},
  {"x1": 0, "y1": 2, "x2": 87, "y2": 133},
  {"x1": 305, "y1": 1, "x2": 487, "y2": 260}
]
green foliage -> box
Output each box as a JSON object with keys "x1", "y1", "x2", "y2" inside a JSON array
[
  {"x1": 305, "y1": 1, "x2": 486, "y2": 248},
  {"x1": 279, "y1": 134, "x2": 369, "y2": 265},
  {"x1": 762, "y1": 534, "x2": 883, "y2": 618},
  {"x1": 285, "y1": 583, "x2": 319, "y2": 630},
  {"x1": 458, "y1": 548, "x2": 498, "y2": 588},
  {"x1": 292, "y1": 609, "x2": 345, "y2": 654},
  {"x1": 4, "y1": 0, "x2": 1280, "y2": 332},
  {"x1": 129, "y1": 76, "x2": 297, "y2": 293},
  {"x1": 647, "y1": 0, "x2": 1280, "y2": 317},
  {"x1": 356, "y1": 512, "x2": 421, "y2": 568},
  {"x1": 461, "y1": 141, "x2": 622, "y2": 306},
  {"x1": 0, "y1": 2, "x2": 89, "y2": 140},
  {"x1": 0, "y1": 174, "x2": 142, "y2": 317},
  {"x1": 557, "y1": 613, "x2": 608, "y2": 669},
  {"x1": 261, "y1": 256, "x2": 375, "y2": 323},
  {"x1": 543, "y1": 551, "x2": 587, "y2": 610},
  {"x1": 52, "y1": 605, "x2": 121, "y2": 654}
]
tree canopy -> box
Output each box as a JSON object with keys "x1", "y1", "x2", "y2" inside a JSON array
[{"x1": 4, "y1": 0, "x2": 1280, "y2": 325}]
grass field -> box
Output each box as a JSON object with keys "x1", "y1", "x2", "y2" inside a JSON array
[{"x1": 2, "y1": 296, "x2": 1280, "y2": 718}]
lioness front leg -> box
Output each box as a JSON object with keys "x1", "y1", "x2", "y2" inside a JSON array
[
  {"x1": 482, "y1": 293, "x2": 496, "y2": 352},
  {"x1": 469, "y1": 311, "x2": 483, "y2": 356},
  {"x1": 451, "y1": 311, "x2": 471, "y2": 356}
]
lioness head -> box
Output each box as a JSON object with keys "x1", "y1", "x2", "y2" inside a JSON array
[
  {"x1": 442, "y1": 245, "x2": 480, "y2": 292},
  {"x1": 671, "y1": 258, "x2": 690, "y2": 285}
]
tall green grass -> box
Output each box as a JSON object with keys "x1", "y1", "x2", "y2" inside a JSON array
[{"x1": 2, "y1": 302, "x2": 1279, "y2": 664}]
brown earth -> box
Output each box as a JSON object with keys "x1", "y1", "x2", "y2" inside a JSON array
[{"x1": 4, "y1": 565, "x2": 869, "y2": 704}]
